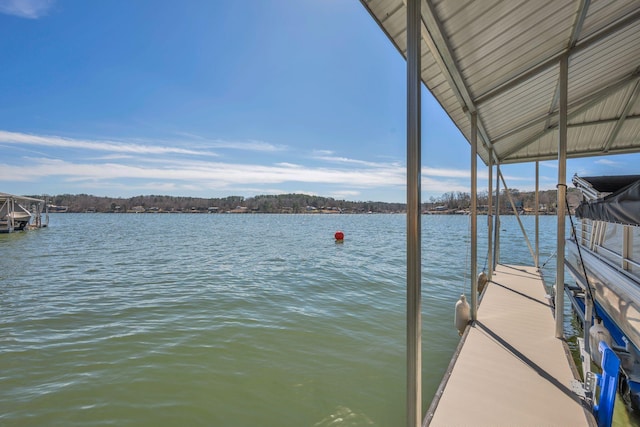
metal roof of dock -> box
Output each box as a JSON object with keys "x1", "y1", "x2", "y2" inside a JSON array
[
  {"x1": 361, "y1": 0, "x2": 640, "y2": 165},
  {"x1": 0, "y1": 192, "x2": 44, "y2": 203}
]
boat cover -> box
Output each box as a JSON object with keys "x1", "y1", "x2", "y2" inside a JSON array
[{"x1": 575, "y1": 176, "x2": 640, "y2": 226}]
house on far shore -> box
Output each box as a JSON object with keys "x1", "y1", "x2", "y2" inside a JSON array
[{"x1": 228, "y1": 206, "x2": 249, "y2": 214}]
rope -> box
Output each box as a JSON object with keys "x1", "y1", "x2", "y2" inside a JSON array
[
  {"x1": 540, "y1": 250, "x2": 557, "y2": 269},
  {"x1": 565, "y1": 197, "x2": 601, "y2": 321}
]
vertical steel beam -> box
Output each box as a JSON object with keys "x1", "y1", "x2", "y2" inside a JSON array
[
  {"x1": 623, "y1": 225, "x2": 631, "y2": 271},
  {"x1": 471, "y1": 113, "x2": 478, "y2": 321},
  {"x1": 487, "y1": 152, "x2": 493, "y2": 280},
  {"x1": 406, "y1": 0, "x2": 422, "y2": 425},
  {"x1": 9, "y1": 197, "x2": 16, "y2": 231},
  {"x1": 555, "y1": 54, "x2": 568, "y2": 339},
  {"x1": 535, "y1": 161, "x2": 540, "y2": 269},
  {"x1": 493, "y1": 164, "x2": 501, "y2": 268}
]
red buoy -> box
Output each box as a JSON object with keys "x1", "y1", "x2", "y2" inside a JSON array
[{"x1": 334, "y1": 231, "x2": 344, "y2": 242}]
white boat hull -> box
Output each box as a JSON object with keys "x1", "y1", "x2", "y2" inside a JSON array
[{"x1": 566, "y1": 239, "x2": 640, "y2": 352}]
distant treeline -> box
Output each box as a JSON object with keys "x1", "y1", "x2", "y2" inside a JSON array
[
  {"x1": 36, "y1": 193, "x2": 406, "y2": 214},
  {"x1": 427, "y1": 188, "x2": 581, "y2": 213},
  {"x1": 29, "y1": 188, "x2": 580, "y2": 214}
]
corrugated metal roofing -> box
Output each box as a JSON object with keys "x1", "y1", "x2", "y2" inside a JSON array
[{"x1": 361, "y1": 0, "x2": 640, "y2": 165}]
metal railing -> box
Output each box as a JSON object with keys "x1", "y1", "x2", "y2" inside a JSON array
[{"x1": 577, "y1": 218, "x2": 640, "y2": 275}]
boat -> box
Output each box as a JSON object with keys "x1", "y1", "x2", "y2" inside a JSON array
[
  {"x1": 0, "y1": 193, "x2": 46, "y2": 232},
  {"x1": 47, "y1": 204, "x2": 68, "y2": 213},
  {"x1": 5, "y1": 203, "x2": 32, "y2": 230},
  {"x1": 565, "y1": 174, "x2": 640, "y2": 410}
]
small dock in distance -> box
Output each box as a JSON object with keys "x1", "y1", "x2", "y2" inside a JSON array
[
  {"x1": 0, "y1": 192, "x2": 47, "y2": 233},
  {"x1": 425, "y1": 264, "x2": 594, "y2": 426}
]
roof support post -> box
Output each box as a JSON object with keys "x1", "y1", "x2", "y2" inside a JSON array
[
  {"x1": 555, "y1": 54, "x2": 568, "y2": 339},
  {"x1": 406, "y1": 0, "x2": 422, "y2": 425},
  {"x1": 535, "y1": 161, "x2": 540, "y2": 269},
  {"x1": 471, "y1": 112, "x2": 478, "y2": 321},
  {"x1": 493, "y1": 164, "x2": 501, "y2": 269},
  {"x1": 487, "y1": 151, "x2": 493, "y2": 281},
  {"x1": 9, "y1": 197, "x2": 15, "y2": 231}
]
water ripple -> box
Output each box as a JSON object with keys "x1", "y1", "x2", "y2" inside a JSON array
[{"x1": 0, "y1": 213, "x2": 563, "y2": 426}]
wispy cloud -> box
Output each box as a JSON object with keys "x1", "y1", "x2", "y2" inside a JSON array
[
  {"x1": 540, "y1": 161, "x2": 558, "y2": 169},
  {"x1": 0, "y1": 130, "x2": 288, "y2": 157},
  {"x1": 309, "y1": 153, "x2": 539, "y2": 192},
  {"x1": 330, "y1": 190, "x2": 362, "y2": 199},
  {"x1": 0, "y1": 0, "x2": 54, "y2": 19},
  {"x1": 422, "y1": 176, "x2": 470, "y2": 194},
  {"x1": 208, "y1": 139, "x2": 286, "y2": 152},
  {"x1": 274, "y1": 162, "x2": 302, "y2": 168},
  {"x1": 0, "y1": 157, "x2": 406, "y2": 188},
  {"x1": 0, "y1": 130, "x2": 217, "y2": 156},
  {"x1": 595, "y1": 158, "x2": 621, "y2": 167},
  {"x1": 88, "y1": 154, "x2": 135, "y2": 161},
  {"x1": 173, "y1": 131, "x2": 286, "y2": 152},
  {"x1": 312, "y1": 149, "x2": 334, "y2": 156},
  {"x1": 0, "y1": 130, "x2": 543, "y2": 201},
  {"x1": 313, "y1": 153, "x2": 395, "y2": 168},
  {"x1": 0, "y1": 131, "x2": 407, "y2": 196},
  {"x1": 423, "y1": 167, "x2": 470, "y2": 179}
]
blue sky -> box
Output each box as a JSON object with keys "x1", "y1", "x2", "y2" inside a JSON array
[{"x1": 1, "y1": 0, "x2": 638, "y2": 203}]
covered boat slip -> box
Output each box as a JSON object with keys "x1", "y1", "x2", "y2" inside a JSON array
[
  {"x1": 359, "y1": 0, "x2": 640, "y2": 426},
  {"x1": 425, "y1": 264, "x2": 592, "y2": 426},
  {"x1": 0, "y1": 192, "x2": 46, "y2": 232}
]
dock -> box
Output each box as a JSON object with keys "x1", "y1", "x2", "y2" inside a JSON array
[
  {"x1": 425, "y1": 264, "x2": 594, "y2": 426},
  {"x1": 0, "y1": 192, "x2": 47, "y2": 233},
  {"x1": 355, "y1": 1, "x2": 640, "y2": 425}
]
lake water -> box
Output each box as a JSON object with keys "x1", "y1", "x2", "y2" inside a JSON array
[{"x1": 1, "y1": 213, "x2": 569, "y2": 426}]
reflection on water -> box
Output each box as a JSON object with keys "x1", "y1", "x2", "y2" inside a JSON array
[{"x1": 314, "y1": 406, "x2": 374, "y2": 426}]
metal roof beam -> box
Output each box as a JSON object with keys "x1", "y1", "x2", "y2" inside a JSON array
[
  {"x1": 569, "y1": 115, "x2": 640, "y2": 127},
  {"x1": 420, "y1": 0, "x2": 473, "y2": 113},
  {"x1": 578, "y1": 7, "x2": 640, "y2": 53},
  {"x1": 493, "y1": 72, "x2": 640, "y2": 156},
  {"x1": 380, "y1": 3, "x2": 404, "y2": 25},
  {"x1": 369, "y1": 0, "x2": 498, "y2": 165},
  {"x1": 475, "y1": 8, "x2": 640, "y2": 106},
  {"x1": 568, "y1": 0, "x2": 590, "y2": 49},
  {"x1": 495, "y1": 114, "x2": 640, "y2": 149},
  {"x1": 0, "y1": 193, "x2": 44, "y2": 203},
  {"x1": 602, "y1": 79, "x2": 640, "y2": 153},
  {"x1": 545, "y1": 0, "x2": 590, "y2": 129},
  {"x1": 418, "y1": 0, "x2": 498, "y2": 165},
  {"x1": 359, "y1": 0, "x2": 408, "y2": 62},
  {"x1": 476, "y1": 55, "x2": 557, "y2": 107},
  {"x1": 501, "y1": 145, "x2": 640, "y2": 164}
]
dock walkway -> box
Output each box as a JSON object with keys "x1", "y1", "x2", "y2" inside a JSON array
[{"x1": 425, "y1": 264, "x2": 594, "y2": 426}]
